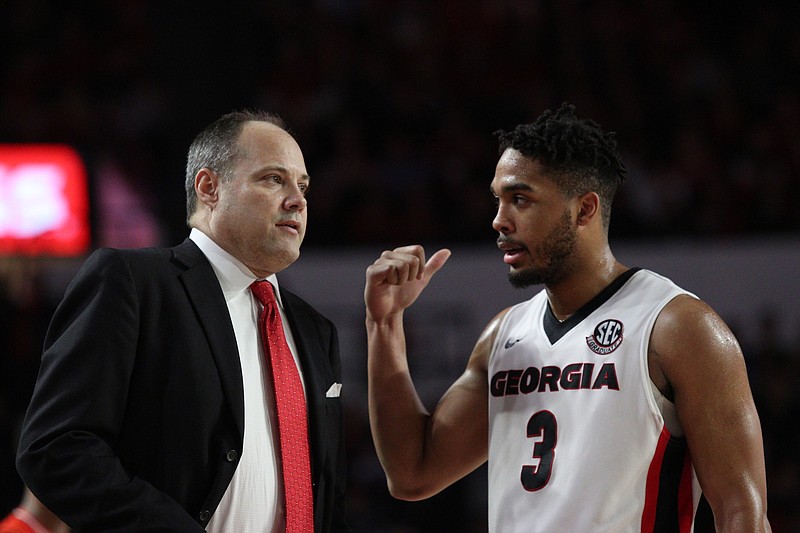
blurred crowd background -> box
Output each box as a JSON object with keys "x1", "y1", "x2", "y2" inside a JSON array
[{"x1": 1, "y1": 1, "x2": 798, "y2": 531}]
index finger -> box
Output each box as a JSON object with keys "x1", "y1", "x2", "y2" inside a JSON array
[{"x1": 384, "y1": 245, "x2": 427, "y2": 281}]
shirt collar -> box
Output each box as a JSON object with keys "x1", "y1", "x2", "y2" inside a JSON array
[{"x1": 189, "y1": 228, "x2": 285, "y2": 307}]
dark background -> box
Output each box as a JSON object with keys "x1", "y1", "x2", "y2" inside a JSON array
[{"x1": 1, "y1": 1, "x2": 798, "y2": 530}]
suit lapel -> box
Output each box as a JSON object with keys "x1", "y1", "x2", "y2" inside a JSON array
[
  {"x1": 173, "y1": 239, "x2": 245, "y2": 439},
  {"x1": 281, "y1": 289, "x2": 328, "y2": 484},
  {"x1": 171, "y1": 240, "x2": 327, "y2": 482}
]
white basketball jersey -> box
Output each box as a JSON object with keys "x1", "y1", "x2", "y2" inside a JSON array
[{"x1": 488, "y1": 269, "x2": 703, "y2": 532}]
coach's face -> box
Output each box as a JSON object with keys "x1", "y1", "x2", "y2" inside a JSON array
[{"x1": 206, "y1": 121, "x2": 309, "y2": 277}]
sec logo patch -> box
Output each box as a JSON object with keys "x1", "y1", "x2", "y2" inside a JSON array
[{"x1": 586, "y1": 319, "x2": 624, "y2": 355}]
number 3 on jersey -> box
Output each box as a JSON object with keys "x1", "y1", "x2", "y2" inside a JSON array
[{"x1": 521, "y1": 410, "x2": 557, "y2": 491}]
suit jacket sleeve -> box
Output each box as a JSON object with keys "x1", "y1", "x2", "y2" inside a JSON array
[{"x1": 16, "y1": 248, "x2": 205, "y2": 532}]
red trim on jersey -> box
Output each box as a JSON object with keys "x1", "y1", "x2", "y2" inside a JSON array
[
  {"x1": 641, "y1": 426, "x2": 671, "y2": 532},
  {"x1": 677, "y1": 450, "x2": 695, "y2": 532},
  {"x1": 641, "y1": 427, "x2": 697, "y2": 533}
]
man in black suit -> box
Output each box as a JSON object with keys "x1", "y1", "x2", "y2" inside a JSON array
[{"x1": 16, "y1": 111, "x2": 350, "y2": 532}]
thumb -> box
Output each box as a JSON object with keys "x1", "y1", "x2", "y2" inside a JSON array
[{"x1": 423, "y1": 248, "x2": 451, "y2": 280}]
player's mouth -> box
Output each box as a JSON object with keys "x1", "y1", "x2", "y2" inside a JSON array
[{"x1": 497, "y1": 239, "x2": 527, "y2": 265}]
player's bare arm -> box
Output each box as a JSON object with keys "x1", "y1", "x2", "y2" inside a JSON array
[
  {"x1": 650, "y1": 295, "x2": 771, "y2": 533},
  {"x1": 365, "y1": 245, "x2": 497, "y2": 500}
]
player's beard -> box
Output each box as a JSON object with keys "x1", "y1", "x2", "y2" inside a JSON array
[{"x1": 509, "y1": 209, "x2": 578, "y2": 289}]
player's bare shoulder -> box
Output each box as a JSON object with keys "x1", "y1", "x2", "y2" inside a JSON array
[
  {"x1": 654, "y1": 294, "x2": 739, "y2": 354},
  {"x1": 468, "y1": 308, "x2": 512, "y2": 372},
  {"x1": 650, "y1": 293, "x2": 743, "y2": 393}
]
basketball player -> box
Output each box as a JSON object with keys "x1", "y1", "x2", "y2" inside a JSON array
[{"x1": 364, "y1": 104, "x2": 771, "y2": 532}]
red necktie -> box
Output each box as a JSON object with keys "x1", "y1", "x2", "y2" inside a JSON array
[{"x1": 251, "y1": 281, "x2": 314, "y2": 532}]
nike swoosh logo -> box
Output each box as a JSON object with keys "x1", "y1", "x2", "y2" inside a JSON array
[{"x1": 504, "y1": 337, "x2": 524, "y2": 349}]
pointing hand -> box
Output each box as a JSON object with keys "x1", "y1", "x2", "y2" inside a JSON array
[{"x1": 365, "y1": 245, "x2": 451, "y2": 322}]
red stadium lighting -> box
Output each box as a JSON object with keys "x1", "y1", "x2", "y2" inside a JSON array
[{"x1": 0, "y1": 144, "x2": 90, "y2": 256}]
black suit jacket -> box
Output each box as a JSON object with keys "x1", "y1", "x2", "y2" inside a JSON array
[{"x1": 16, "y1": 239, "x2": 350, "y2": 532}]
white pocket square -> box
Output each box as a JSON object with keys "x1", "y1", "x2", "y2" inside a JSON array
[{"x1": 325, "y1": 383, "x2": 342, "y2": 398}]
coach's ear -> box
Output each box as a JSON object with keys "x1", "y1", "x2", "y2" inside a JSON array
[
  {"x1": 576, "y1": 191, "x2": 600, "y2": 226},
  {"x1": 195, "y1": 168, "x2": 221, "y2": 209}
]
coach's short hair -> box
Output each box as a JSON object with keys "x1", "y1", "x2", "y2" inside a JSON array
[{"x1": 184, "y1": 110, "x2": 288, "y2": 224}]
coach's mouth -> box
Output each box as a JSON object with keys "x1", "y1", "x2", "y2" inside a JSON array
[{"x1": 277, "y1": 219, "x2": 301, "y2": 235}]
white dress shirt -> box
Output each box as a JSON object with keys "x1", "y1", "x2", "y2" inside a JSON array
[{"x1": 190, "y1": 229, "x2": 306, "y2": 533}]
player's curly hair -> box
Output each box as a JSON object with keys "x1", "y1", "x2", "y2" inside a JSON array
[{"x1": 495, "y1": 103, "x2": 627, "y2": 228}]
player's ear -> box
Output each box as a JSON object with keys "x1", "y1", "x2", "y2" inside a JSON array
[{"x1": 576, "y1": 191, "x2": 600, "y2": 226}]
